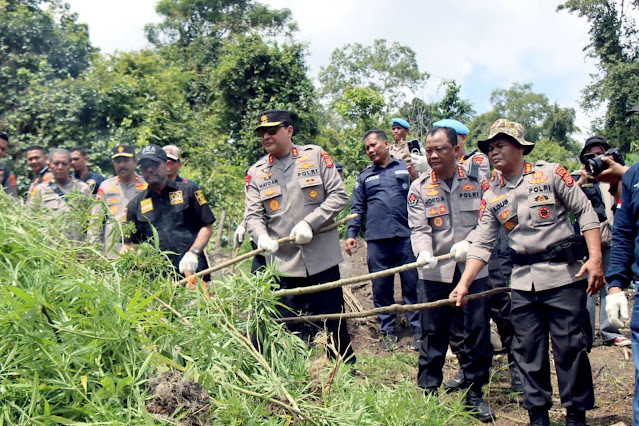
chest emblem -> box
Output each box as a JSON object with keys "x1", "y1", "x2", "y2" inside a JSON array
[
  {"x1": 260, "y1": 172, "x2": 274, "y2": 180},
  {"x1": 309, "y1": 189, "x2": 318, "y2": 198},
  {"x1": 140, "y1": 198, "x2": 153, "y2": 214},
  {"x1": 439, "y1": 205, "x2": 447, "y2": 214},
  {"x1": 499, "y1": 210, "x2": 510, "y2": 220},
  {"x1": 424, "y1": 183, "x2": 439, "y2": 189},
  {"x1": 538, "y1": 207, "x2": 551, "y2": 219},
  {"x1": 428, "y1": 207, "x2": 437, "y2": 215},
  {"x1": 169, "y1": 191, "x2": 184, "y2": 205},
  {"x1": 529, "y1": 171, "x2": 548, "y2": 185},
  {"x1": 504, "y1": 219, "x2": 517, "y2": 231},
  {"x1": 433, "y1": 217, "x2": 444, "y2": 228},
  {"x1": 535, "y1": 194, "x2": 549, "y2": 202},
  {"x1": 298, "y1": 156, "x2": 309, "y2": 162},
  {"x1": 269, "y1": 199, "x2": 280, "y2": 212},
  {"x1": 461, "y1": 184, "x2": 476, "y2": 191},
  {"x1": 490, "y1": 194, "x2": 507, "y2": 205},
  {"x1": 408, "y1": 193, "x2": 418, "y2": 206},
  {"x1": 135, "y1": 182, "x2": 148, "y2": 190},
  {"x1": 426, "y1": 189, "x2": 440, "y2": 196},
  {"x1": 298, "y1": 162, "x2": 314, "y2": 170}
]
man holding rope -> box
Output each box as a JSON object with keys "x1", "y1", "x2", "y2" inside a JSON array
[
  {"x1": 244, "y1": 109, "x2": 355, "y2": 363},
  {"x1": 407, "y1": 126, "x2": 495, "y2": 422},
  {"x1": 450, "y1": 119, "x2": 604, "y2": 426}
]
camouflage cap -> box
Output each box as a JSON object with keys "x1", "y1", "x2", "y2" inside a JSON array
[{"x1": 477, "y1": 119, "x2": 535, "y2": 155}]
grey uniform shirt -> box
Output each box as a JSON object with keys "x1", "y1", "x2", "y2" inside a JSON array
[
  {"x1": 92, "y1": 174, "x2": 147, "y2": 256},
  {"x1": 390, "y1": 141, "x2": 409, "y2": 160},
  {"x1": 467, "y1": 161, "x2": 599, "y2": 291},
  {"x1": 244, "y1": 144, "x2": 348, "y2": 277},
  {"x1": 408, "y1": 166, "x2": 490, "y2": 282}
]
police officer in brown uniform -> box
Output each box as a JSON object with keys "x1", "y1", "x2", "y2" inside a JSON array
[
  {"x1": 26, "y1": 146, "x2": 53, "y2": 201},
  {"x1": 407, "y1": 126, "x2": 495, "y2": 422},
  {"x1": 92, "y1": 145, "x2": 147, "y2": 256},
  {"x1": 244, "y1": 109, "x2": 354, "y2": 362},
  {"x1": 450, "y1": 119, "x2": 604, "y2": 426}
]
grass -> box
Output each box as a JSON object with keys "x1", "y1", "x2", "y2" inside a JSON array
[{"x1": 0, "y1": 193, "x2": 477, "y2": 425}]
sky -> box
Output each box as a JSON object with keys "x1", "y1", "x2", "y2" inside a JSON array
[{"x1": 66, "y1": 0, "x2": 601, "y2": 138}]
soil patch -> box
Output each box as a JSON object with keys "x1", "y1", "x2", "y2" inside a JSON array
[{"x1": 146, "y1": 371, "x2": 212, "y2": 426}]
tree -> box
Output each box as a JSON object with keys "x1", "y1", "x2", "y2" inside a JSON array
[
  {"x1": 559, "y1": 0, "x2": 639, "y2": 152},
  {"x1": 318, "y1": 39, "x2": 428, "y2": 113},
  {"x1": 435, "y1": 80, "x2": 475, "y2": 124}
]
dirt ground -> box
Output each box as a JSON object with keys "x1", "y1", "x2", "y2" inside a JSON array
[{"x1": 339, "y1": 238, "x2": 635, "y2": 426}]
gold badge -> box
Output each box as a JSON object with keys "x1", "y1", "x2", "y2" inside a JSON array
[
  {"x1": 433, "y1": 217, "x2": 444, "y2": 227},
  {"x1": 309, "y1": 189, "x2": 317, "y2": 198},
  {"x1": 298, "y1": 162, "x2": 314, "y2": 169},
  {"x1": 499, "y1": 210, "x2": 510, "y2": 220},
  {"x1": 261, "y1": 115, "x2": 268, "y2": 123},
  {"x1": 426, "y1": 189, "x2": 440, "y2": 196},
  {"x1": 260, "y1": 172, "x2": 274, "y2": 180},
  {"x1": 140, "y1": 198, "x2": 153, "y2": 214},
  {"x1": 118, "y1": 146, "x2": 124, "y2": 153},
  {"x1": 490, "y1": 194, "x2": 507, "y2": 204},
  {"x1": 298, "y1": 155, "x2": 309, "y2": 162},
  {"x1": 265, "y1": 189, "x2": 276, "y2": 197},
  {"x1": 135, "y1": 182, "x2": 148, "y2": 190},
  {"x1": 109, "y1": 205, "x2": 118, "y2": 214},
  {"x1": 269, "y1": 199, "x2": 280, "y2": 212},
  {"x1": 194, "y1": 190, "x2": 207, "y2": 206},
  {"x1": 424, "y1": 183, "x2": 440, "y2": 189},
  {"x1": 169, "y1": 191, "x2": 184, "y2": 205}
]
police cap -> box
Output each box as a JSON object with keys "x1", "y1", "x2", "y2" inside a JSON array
[
  {"x1": 138, "y1": 144, "x2": 168, "y2": 163},
  {"x1": 391, "y1": 118, "x2": 410, "y2": 129},
  {"x1": 432, "y1": 119, "x2": 469, "y2": 135},
  {"x1": 111, "y1": 145, "x2": 135, "y2": 159},
  {"x1": 255, "y1": 109, "x2": 292, "y2": 131}
]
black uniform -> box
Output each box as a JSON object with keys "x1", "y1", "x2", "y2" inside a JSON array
[
  {"x1": 0, "y1": 162, "x2": 17, "y2": 197},
  {"x1": 125, "y1": 180, "x2": 215, "y2": 274}
]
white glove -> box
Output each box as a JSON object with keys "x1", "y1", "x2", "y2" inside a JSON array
[
  {"x1": 450, "y1": 240, "x2": 470, "y2": 263},
  {"x1": 290, "y1": 220, "x2": 313, "y2": 244},
  {"x1": 410, "y1": 148, "x2": 429, "y2": 173},
  {"x1": 233, "y1": 225, "x2": 246, "y2": 246},
  {"x1": 178, "y1": 251, "x2": 200, "y2": 274},
  {"x1": 257, "y1": 234, "x2": 279, "y2": 254},
  {"x1": 606, "y1": 291, "x2": 629, "y2": 329},
  {"x1": 417, "y1": 251, "x2": 438, "y2": 270}
]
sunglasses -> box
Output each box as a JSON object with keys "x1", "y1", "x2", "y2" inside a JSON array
[
  {"x1": 139, "y1": 161, "x2": 162, "y2": 171},
  {"x1": 255, "y1": 125, "x2": 285, "y2": 137}
]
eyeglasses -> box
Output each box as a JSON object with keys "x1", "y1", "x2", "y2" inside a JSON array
[
  {"x1": 255, "y1": 125, "x2": 284, "y2": 137},
  {"x1": 139, "y1": 161, "x2": 162, "y2": 171}
]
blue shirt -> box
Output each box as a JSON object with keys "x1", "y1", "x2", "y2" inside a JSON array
[
  {"x1": 347, "y1": 157, "x2": 412, "y2": 241},
  {"x1": 75, "y1": 170, "x2": 105, "y2": 195}
]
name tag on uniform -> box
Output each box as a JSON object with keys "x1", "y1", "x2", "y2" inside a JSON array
[
  {"x1": 194, "y1": 190, "x2": 207, "y2": 206},
  {"x1": 365, "y1": 175, "x2": 379, "y2": 183},
  {"x1": 169, "y1": 191, "x2": 184, "y2": 205},
  {"x1": 395, "y1": 170, "x2": 409, "y2": 175},
  {"x1": 140, "y1": 198, "x2": 153, "y2": 213}
]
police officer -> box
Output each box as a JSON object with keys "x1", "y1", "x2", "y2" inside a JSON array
[
  {"x1": 27, "y1": 148, "x2": 92, "y2": 240},
  {"x1": 124, "y1": 144, "x2": 214, "y2": 277},
  {"x1": 0, "y1": 133, "x2": 17, "y2": 197},
  {"x1": 92, "y1": 145, "x2": 147, "y2": 257},
  {"x1": 26, "y1": 146, "x2": 53, "y2": 201},
  {"x1": 244, "y1": 109, "x2": 354, "y2": 362},
  {"x1": 163, "y1": 145, "x2": 198, "y2": 186},
  {"x1": 70, "y1": 146, "x2": 105, "y2": 195},
  {"x1": 407, "y1": 126, "x2": 494, "y2": 422},
  {"x1": 390, "y1": 117, "x2": 411, "y2": 160},
  {"x1": 450, "y1": 119, "x2": 604, "y2": 426},
  {"x1": 345, "y1": 129, "x2": 420, "y2": 351}
]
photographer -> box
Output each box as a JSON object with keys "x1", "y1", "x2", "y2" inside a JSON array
[{"x1": 573, "y1": 136, "x2": 630, "y2": 347}]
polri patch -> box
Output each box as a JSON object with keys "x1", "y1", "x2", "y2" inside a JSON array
[
  {"x1": 194, "y1": 190, "x2": 207, "y2": 206},
  {"x1": 140, "y1": 198, "x2": 153, "y2": 214},
  {"x1": 269, "y1": 199, "x2": 280, "y2": 212},
  {"x1": 169, "y1": 191, "x2": 184, "y2": 205},
  {"x1": 408, "y1": 193, "x2": 418, "y2": 206}
]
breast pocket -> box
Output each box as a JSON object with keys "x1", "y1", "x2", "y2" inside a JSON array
[
  {"x1": 459, "y1": 199, "x2": 481, "y2": 227},
  {"x1": 426, "y1": 204, "x2": 450, "y2": 231},
  {"x1": 528, "y1": 192, "x2": 557, "y2": 226},
  {"x1": 260, "y1": 185, "x2": 285, "y2": 215},
  {"x1": 395, "y1": 171, "x2": 410, "y2": 191},
  {"x1": 298, "y1": 176, "x2": 325, "y2": 205}
]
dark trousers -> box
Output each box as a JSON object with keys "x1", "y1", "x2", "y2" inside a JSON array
[
  {"x1": 367, "y1": 238, "x2": 420, "y2": 335},
  {"x1": 276, "y1": 265, "x2": 356, "y2": 363},
  {"x1": 511, "y1": 280, "x2": 594, "y2": 411},
  {"x1": 417, "y1": 268, "x2": 493, "y2": 391},
  {"x1": 250, "y1": 240, "x2": 267, "y2": 274}
]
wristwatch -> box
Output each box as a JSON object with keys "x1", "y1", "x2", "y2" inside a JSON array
[{"x1": 190, "y1": 247, "x2": 201, "y2": 255}]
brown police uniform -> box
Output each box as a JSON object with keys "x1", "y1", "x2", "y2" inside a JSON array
[
  {"x1": 27, "y1": 167, "x2": 53, "y2": 201},
  {"x1": 407, "y1": 166, "x2": 493, "y2": 392},
  {"x1": 244, "y1": 143, "x2": 354, "y2": 361},
  {"x1": 467, "y1": 160, "x2": 599, "y2": 412},
  {"x1": 27, "y1": 178, "x2": 92, "y2": 240},
  {"x1": 92, "y1": 174, "x2": 147, "y2": 256},
  {"x1": 459, "y1": 151, "x2": 490, "y2": 179},
  {"x1": 389, "y1": 140, "x2": 408, "y2": 161},
  {"x1": 244, "y1": 144, "x2": 348, "y2": 276},
  {"x1": 0, "y1": 163, "x2": 17, "y2": 198}
]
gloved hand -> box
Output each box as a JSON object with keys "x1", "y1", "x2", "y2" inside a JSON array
[
  {"x1": 417, "y1": 251, "x2": 438, "y2": 270},
  {"x1": 450, "y1": 240, "x2": 470, "y2": 263},
  {"x1": 410, "y1": 148, "x2": 429, "y2": 173},
  {"x1": 257, "y1": 234, "x2": 279, "y2": 254},
  {"x1": 233, "y1": 224, "x2": 246, "y2": 246},
  {"x1": 605, "y1": 291, "x2": 629, "y2": 329},
  {"x1": 178, "y1": 251, "x2": 200, "y2": 274},
  {"x1": 290, "y1": 220, "x2": 313, "y2": 244}
]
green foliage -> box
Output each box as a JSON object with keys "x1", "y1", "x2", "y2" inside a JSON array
[
  {"x1": 526, "y1": 137, "x2": 580, "y2": 171},
  {"x1": 559, "y1": 0, "x2": 639, "y2": 152},
  {"x1": 0, "y1": 193, "x2": 473, "y2": 424}
]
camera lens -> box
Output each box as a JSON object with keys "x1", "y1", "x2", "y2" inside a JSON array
[{"x1": 586, "y1": 157, "x2": 609, "y2": 176}]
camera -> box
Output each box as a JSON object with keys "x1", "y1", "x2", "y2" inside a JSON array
[
  {"x1": 585, "y1": 148, "x2": 625, "y2": 176},
  {"x1": 407, "y1": 139, "x2": 421, "y2": 156}
]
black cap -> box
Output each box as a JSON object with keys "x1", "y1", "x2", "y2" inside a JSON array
[
  {"x1": 579, "y1": 136, "x2": 611, "y2": 164},
  {"x1": 335, "y1": 162, "x2": 344, "y2": 171},
  {"x1": 138, "y1": 144, "x2": 168, "y2": 163},
  {"x1": 255, "y1": 109, "x2": 291, "y2": 131},
  {"x1": 627, "y1": 101, "x2": 639, "y2": 116},
  {"x1": 111, "y1": 145, "x2": 135, "y2": 159}
]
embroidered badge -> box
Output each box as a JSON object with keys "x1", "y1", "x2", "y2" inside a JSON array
[
  {"x1": 529, "y1": 171, "x2": 548, "y2": 185},
  {"x1": 298, "y1": 162, "x2": 314, "y2": 170},
  {"x1": 490, "y1": 194, "x2": 507, "y2": 205},
  {"x1": 169, "y1": 191, "x2": 184, "y2": 205},
  {"x1": 135, "y1": 182, "x2": 148, "y2": 190},
  {"x1": 309, "y1": 189, "x2": 318, "y2": 198},
  {"x1": 426, "y1": 189, "x2": 440, "y2": 196},
  {"x1": 265, "y1": 189, "x2": 276, "y2": 197},
  {"x1": 535, "y1": 194, "x2": 549, "y2": 202},
  {"x1": 433, "y1": 217, "x2": 444, "y2": 228},
  {"x1": 140, "y1": 198, "x2": 153, "y2": 214},
  {"x1": 321, "y1": 150, "x2": 334, "y2": 168},
  {"x1": 504, "y1": 219, "x2": 516, "y2": 231},
  {"x1": 245, "y1": 175, "x2": 252, "y2": 192},
  {"x1": 109, "y1": 205, "x2": 118, "y2": 214},
  {"x1": 269, "y1": 199, "x2": 280, "y2": 212},
  {"x1": 555, "y1": 165, "x2": 574, "y2": 187},
  {"x1": 96, "y1": 188, "x2": 104, "y2": 201},
  {"x1": 424, "y1": 183, "x2": 440, "y2": 189},
  {"x1": 538, "y1": 207, "x2": 551, "y2": 219},
  {"x1": 408, "y1": 193, "x2": 418, "y2": 206},
  {"x1": 439, "y1": 205, "x2": 447, "y2": 214},
  {"x1": 194, "y1": 190, "x2": 207, "y2": 206},
  {"x1": 499, "y1": 209, "x2": 510, "y2": 220},
  {"x1": 461, "y1": 184, "x2": 476, "y2": 191},
  {"x1": 260, "y1": 172, "x2": 274, "y2": 180},
  {"x1": 479, "y1": 199, "x2": 487, "y2": 220},
  {"x1": 428, "y1": 207, "x2": 438, "y2": 215}
]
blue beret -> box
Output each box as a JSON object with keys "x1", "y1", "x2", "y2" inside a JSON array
[
  {"x1": 391, "y1": 118, "x2": 410, "y2": 129},
  {"x1": 432, "y1": 119, "x2": 469, "y2": 135}
]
